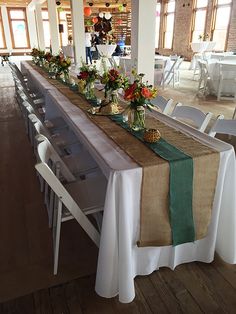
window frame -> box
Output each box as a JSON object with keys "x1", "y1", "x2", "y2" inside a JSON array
[
  {"x1": 42, "y1": 8, "x2": 51, "y2": 49},
  {"x1": 58, "y1": 9, "x2": 71, "y2": 47},
  {"x1": 155, "y1": 3, "x2": 161, "y2": 49},
  {"x1": 0, "y1": 8, "x2": 6, "y2": 49},
  {"x1": 190, "y1": 0, "x2": 208, "y2": 43},
  {"x1": 211, "y1": 0, "x2": 232, "y2": 51},
  {"x1": 163, "y1": 0, "x2": 175, "y2": 50},
  {"x1": 7, "y1": 7, "x2": 30, "y2": 49}
]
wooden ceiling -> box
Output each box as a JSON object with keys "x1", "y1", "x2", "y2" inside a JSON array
[{"x1": 0, "y1": 0, "x2": 130, "y2": 8}]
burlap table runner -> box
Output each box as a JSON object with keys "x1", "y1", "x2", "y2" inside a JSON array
[{"x1": 27, "y1": 62, "x2": 220, "y2": 246}]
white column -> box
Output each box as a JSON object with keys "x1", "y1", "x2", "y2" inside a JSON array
[
  {"x1": 26, "y1": 7, "x2": 38, "y2": 48},
  {"x1": 131, "y1": 0, "x2": 156, "y2": 85},
  {"x1": 47, "y1": 0, "x2": 60, "y2": 54},
  {"x1": 71, "y1": 0, "x2": 86, "y2": 65},
  {"x1": 35, "y1": 3, "x2": 45, "y2": 50},
  {"x1": 1, "y1": 5, "x2": 12, "y2": 52}
]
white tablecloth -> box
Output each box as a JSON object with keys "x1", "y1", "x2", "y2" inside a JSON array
[
  {"x1": 119, "y1": 55, "x2": 172, "y2": 76},
  {"x1": 97, "y1": 44, "x2": 117, "y2": 58},
  {"x1": 207, "y1": 59, "x2": 236, "y2": 95},
  {"x1": 191, "y1": 41, "x2": 216, "y2": 53},
  {"x1": 62, "y1": 45, "x2": 74, "y2": 59},
  {"x1": 22, "y1": 61, "x2": 236, "y2": 303}
]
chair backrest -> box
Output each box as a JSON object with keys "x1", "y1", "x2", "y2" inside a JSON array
[
  {"x1": 35, "y1": 142, "x2": 101, "y2": 247},
  {"x1": 28, "y1": 113, "x2": 64, "y2": 156},
  {"x1": 208, "y1": 115, "x2": 236, "y2": 137},
  {"x1": 151, "y1": 95, "x2": 173, "y2": 115},
  {"x1": 198, "y1": 60, "x2": 210, "y2": 78},
  {"x1": 35, "y1": 134, "x2": 76, "y2": 181},
  {"x1": 170, "y1": 103, "x2": 213, "y2": 132}
]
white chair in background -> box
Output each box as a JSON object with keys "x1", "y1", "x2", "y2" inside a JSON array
[
  {"x1": 217, "y1": 64, "x2": 236, "y2": 101},
  {"x1": 35, "y1": 137, "x2": 107, "y2": 275},
  {"x1": 154, "y1": 60, "x2": 167, "y2": 88},
  {"x1": 170, "y1": 103, "x2": 213, "y2": 132},
  {"x1": 208, "y1": 115, "x2": 236, "y2": 137},
  {"x1": 197, "y1": 60, "x2": 211, "y2": 97},
  {"x1": 164, "y1": 57, "x2": 183, "y2": 88},
  {"x1": 151, "y1": 95, "x2": 173, "y2": 115}
]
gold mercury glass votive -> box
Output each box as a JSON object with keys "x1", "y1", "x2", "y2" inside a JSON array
[{"x1": 143, "y1": 128, "x2": 161, "y2": 143}]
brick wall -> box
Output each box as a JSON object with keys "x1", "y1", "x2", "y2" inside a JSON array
[{"x1": 157, "y1": 0, "x2": 236, "y2": 60}]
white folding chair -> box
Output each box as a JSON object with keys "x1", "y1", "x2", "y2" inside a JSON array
[
  {"x1": 35, "y1": 138, "x2": 107, "y2": 275},
  {"x1": 34, "y1": 134, "x2": 99, "y2": 228},
  {"x1": 170, "y1": 103, "x2": 213, "y2": 132},
  {"x1": 151, "y1": 95, "x2": 173, "y2": 115},
  {"x1": 217, "y1": 64, "x2": 236, "y2": 101},
  {"x1": 208, "y1": 115, "x2": 236, "y2": 138},
  {"x1": 163, "y1": 57, "x2": 183, "y2": 88},
  {"x1": 154, "y1": 60, "x2": 167, "y2": 88}
]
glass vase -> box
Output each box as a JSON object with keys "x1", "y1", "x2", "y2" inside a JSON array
[
  {"x1": 84, "y1": 81, "x2": 95, "y2": 100},
  {"x1": 128, "y1": 106, "x2": 146, "y2": 131},
  {"x1": 108, "y1": 89, "x2": 119, "y2": 105},
  {"x1": 62, "y1": 70, "x2": 70, "y2": 84}
]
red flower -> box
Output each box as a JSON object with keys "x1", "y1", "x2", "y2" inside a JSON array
[
  {"x1": 141, "y1": 87, "x2": 152, "y2": 98},
  {"x1": 78, "y1": 71, "x2": 89, "y2": 80},
  {"x1": 124, "y1": 82, "x2": 137, "y2": 100},
  {"x1": 109, "y1": 69, "x2": 119, "y2": 78}
]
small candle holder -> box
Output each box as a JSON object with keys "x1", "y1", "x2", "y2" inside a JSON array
[{"x1": 143, "y1": 128, "x2": 161, "y2": 143}]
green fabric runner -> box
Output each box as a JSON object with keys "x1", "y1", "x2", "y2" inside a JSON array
[{"x1": 111, "y1": 115, "x2": 195, "y2": 246}]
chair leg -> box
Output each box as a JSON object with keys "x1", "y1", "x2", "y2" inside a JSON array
[{"x1": 53, "y1": 199, "x2": 62, "y2": 275}]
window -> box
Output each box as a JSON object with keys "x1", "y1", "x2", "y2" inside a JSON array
[
  {"x1": 211, "y1": 0, "x2": 232, "y2": 51},
  {"x1": 155, "y1": 3, "x2": 161, "y2": 49},
  {"x1": 59, "y1": 10, "x2": 70, "y2": 47},
  {"x1": 0, "y1": 8, "x2": 6, "y2": 49},
  {"x1": 191, "y1": 0, "x2": 208, "y2": 43},
  {"x1": 42, "y1": 10, "x2": 51, "y2": 48},
  {"x1": 8, "y1": 8, "x2": 29, "y2": 48},
  {"x1": 163, "y1": 0, "x2": 175, "y2": 49}
]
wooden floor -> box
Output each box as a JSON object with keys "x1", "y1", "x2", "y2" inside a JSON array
[{"x1": 0, "y1": 62, "x2": 236, "y2": 313}]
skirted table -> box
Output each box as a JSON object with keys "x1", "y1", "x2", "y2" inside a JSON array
[{"x1": 21, "y1": 61, "x2": 236, "y2": 303}]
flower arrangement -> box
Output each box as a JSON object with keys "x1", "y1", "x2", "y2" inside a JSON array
[
  {"x1": 31, "y1": 48, "x2": 45, "y2": 65},
  {"x1": 77, "y1": 61, "x2": 98, "y2": 98},
  {"x1": 101, "y1": 68, "x2": 129, "y2": 99},
  {"x1": 124, "y1": 73, "x2": 157, "y2": 109},
  {"x1": 123, "y1": 73, "x2": 157, "y2": 131}
]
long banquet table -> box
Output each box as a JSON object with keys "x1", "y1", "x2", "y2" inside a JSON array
[{"x1": 21, "y1": 61, "x2": 236, "y2": 303}]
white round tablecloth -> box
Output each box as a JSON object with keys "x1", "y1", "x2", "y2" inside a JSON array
[{"x1": 97, "y1": 45, "x2": 117, "y2": 58}]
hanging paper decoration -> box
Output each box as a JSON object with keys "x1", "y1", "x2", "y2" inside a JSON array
[
  {"x1": 92, "y1": 17, "x2": 98, "y2": 24},
  {"x1": 84, "y1": 7, "x2": 92, "y2": 16},
  {"x1": 98, "y1": 12, "x2": 104, "y2": 18},
  {"x1": 117, "y1": 19, "x2": 122, "y2": 26},
  {"x1": 118, "y1": 4, "x2": 124, "y2": 12},
  {"x1": 104, "y1": 12, "x2": 112, "y2": 20}
]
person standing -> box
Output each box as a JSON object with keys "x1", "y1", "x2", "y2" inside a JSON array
[{"x1": 85, "y1": 27, "x2": 92, "y2": 64}]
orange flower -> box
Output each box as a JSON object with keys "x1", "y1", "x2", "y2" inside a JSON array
[
  {"x1": 124, "y1": 83, "x2": 137, "y2": 100},
  {"x1": 141, "y1": 87, "x2": 152, "y2": 99}
]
